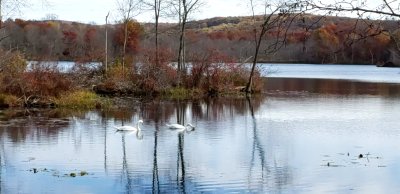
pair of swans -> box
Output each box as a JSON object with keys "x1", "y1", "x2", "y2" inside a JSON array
[{"x1": 114, "y1": 119, "x2": 195, "y2": 133}]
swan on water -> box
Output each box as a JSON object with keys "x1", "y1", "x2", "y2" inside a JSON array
[
  {"x1": 115, "y1": 120, "x2": 144, "y2": 131},
  {"x1": 166, "y1": 123, "x2": 195, "y2": 131}
]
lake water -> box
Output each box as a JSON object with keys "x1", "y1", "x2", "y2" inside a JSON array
[
  {"x1": 261, "y1": 63, "x2": 400, "y2": 83},
  {"x1": 1, "y1": 64, "x2": 400, "y2": 193},
  {"x1": 27, "y1": 61, "x2": 101, "y2": 73}
]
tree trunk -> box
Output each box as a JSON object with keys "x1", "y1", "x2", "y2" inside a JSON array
[
  {"x1": 154, "y1": 0, "x2": 159, "y2": 67},
  {"x1": 105, "y1": 12, "x2": 109, "y2": 73},
  {"x1": 177, "y1": 16, "x2": 187, "y2": 86},
  {"x1": 245, "y1": 28, "x2": 265, "y2": 94},
  {"x1": 122, "y1": 20, "x2": 128, "y2": 75}
]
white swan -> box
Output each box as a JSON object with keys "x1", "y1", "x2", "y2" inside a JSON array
[
  {"x1": 166, "y1": 123, "x2": 195, "y2": 131},
  {"x1": 115, "y1": 120, "x2": 143, "y2": 131}
]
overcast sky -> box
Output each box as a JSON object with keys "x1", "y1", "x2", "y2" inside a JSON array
[{"x1": 15, "y1": 0, "x2": 251, "y2": 24}]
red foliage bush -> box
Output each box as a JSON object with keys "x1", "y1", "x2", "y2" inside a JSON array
[
  {"x1": 24, "y1": 64, "x2": 72, "y2": 97},
  {"x1": 138, "y1": 47, "x2": 177, "y2": 92},
  {"x1": 188, "y1": 49, "x2": 262, "y2": 93},
  {"x1": 0, "y1": 52, "x2": 73, "y2": 98}
]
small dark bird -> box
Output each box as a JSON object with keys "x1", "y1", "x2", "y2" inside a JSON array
[{"x1": 358, "y1": 154, "x2": 363, "y2": 158}]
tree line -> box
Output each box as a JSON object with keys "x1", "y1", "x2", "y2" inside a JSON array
[{"x1": 1, "y1": 14, "x2": 398, "y2": 64}]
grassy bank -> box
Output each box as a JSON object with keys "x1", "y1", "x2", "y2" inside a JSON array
[
  {"x1": 53, "y1": 90, "x2": 111, "y2": 109},
  {"x1": 0, "y1": 91, "x2": 111, "y2": 109}
]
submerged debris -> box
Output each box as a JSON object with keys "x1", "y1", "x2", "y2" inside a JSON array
[
  {"x1": 28, "y1": 168, "x2": 90, "y2": 178},
  {"x1": 80, "y1": 171, "x2": 88, "y2": 176}
]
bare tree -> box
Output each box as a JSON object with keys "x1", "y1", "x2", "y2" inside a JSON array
[
  {"x1": 245, "y1": 0, "x2": 306, "y2": 93},
  {"x1": 0, "y1": 0, "x2": 27, "y2": 43},
  {"x1": 0, "y1": 0, "x2": 27, "y2": 24},
  {"x1": 306, "y1": 0, "x2": 400, "y2": 65},
  {"x1": 306, "y1": 0, "x2": 400, "y2": 19},
  {"x1": 105, "y1": 12, "x2": 110, "y2": 73},
  {"x1": 168, "y1": 0, "x2": 202, "y2": 85},
  {"x1": 142, "y1": 0, "x2": 166, "y2": 67},
  {"x1": 116, "y1": 0, "x2": 142, "y2": 72}
]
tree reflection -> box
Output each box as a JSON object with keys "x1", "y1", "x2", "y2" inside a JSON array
[
  {"x1": 100, "y1": 111, "x2": 109, "y2": 174},
  {"x1": 150, "y1": 102, "x2": 161, "y2": 194},
  {"x1": 247, "y1": 96, "x2": 292, "y2": 191},
  {"x1": 175, "y1": 100, "x2": 187, "y2": 194},
  {"x1": 120, "y1": 133, "x2": 134, "y2": 194},
  {"x1": 0, "y1": 140, "x2": 4, "y2": 194}
]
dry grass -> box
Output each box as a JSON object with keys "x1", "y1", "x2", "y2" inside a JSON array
[{"x1": 54, "y1": 90, "x2": 110, "y2": 109}]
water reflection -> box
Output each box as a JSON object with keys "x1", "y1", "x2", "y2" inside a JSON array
[
  {"x1": 266, "y1": 78, "x2": 400, "y2": 96},
  {"x1": 1, "y1": 78, "x2": 400, "y2": 193}
]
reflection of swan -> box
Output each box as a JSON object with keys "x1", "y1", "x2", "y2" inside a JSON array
[
  {"x1": 115, "y1": 120, "x2": 143, "y2": 131},
  {"x1": 166, "y1": 123, "x2": 195, "y2": 131}
]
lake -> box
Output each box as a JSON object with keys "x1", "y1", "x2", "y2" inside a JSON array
[{"x1": 1, "y1": 64, "x2": 400, "y2": 193}]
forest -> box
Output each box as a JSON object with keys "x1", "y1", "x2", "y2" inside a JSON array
[{"x1": 1, "y1": 15, "x2": 399, "y2": 65}]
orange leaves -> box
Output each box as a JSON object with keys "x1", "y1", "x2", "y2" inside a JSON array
[
  {"x1": 314, "y1": 24, "x2": 339, "y2": 47},
  {"x1": 114, "y1": 20, "x2": 143, "y2": 54}
]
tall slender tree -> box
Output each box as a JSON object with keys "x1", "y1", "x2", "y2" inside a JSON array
[
  {"x1": 245, "y1": 0, "x2": 306, "y2": 94},
  {"x1": 143, "y1": 0, "x2": 164, "y2": 67},
  {"x1": 105, "y1": 12, "x2": 110, "y2": 73},
  {"x1": 116, "y1": 0, "x2": 142, "y2": 72},
  {"x1": 169, "y1": 0, "x2": 202, "y2": 85}
]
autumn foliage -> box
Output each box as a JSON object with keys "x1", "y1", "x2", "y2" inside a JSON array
[
  {"x1": 114, "y1": 20, "x2": 143, "y2": 54},
  {"x1": 0, "y1": 51, "x2": 73, "y2": 107}
]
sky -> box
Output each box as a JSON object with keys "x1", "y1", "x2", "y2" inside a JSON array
[{"x1": 14, "y1": 0, "x2": 251, "y2": 24}]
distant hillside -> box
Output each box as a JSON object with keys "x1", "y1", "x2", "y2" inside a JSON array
[{"x1": 1, "y1": 14, "x2": 399, "y2": 66}]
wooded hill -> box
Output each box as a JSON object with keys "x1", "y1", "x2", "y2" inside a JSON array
[{"x1": 1, "y1": 14, "x2": 400, "y2": 66}]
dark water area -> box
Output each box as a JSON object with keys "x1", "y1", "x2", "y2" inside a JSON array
[
  {"x1": 1, "y1": 64, "x2": 400, "y2": 193},
  {"x1": 265, "y1": 77, "x2": 400, "y2": 96}
]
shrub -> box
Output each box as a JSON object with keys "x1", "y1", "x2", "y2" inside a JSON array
[
  {"x1": 0, "y1": 53, "x2": 74, "y2": 98},
  {"x1": 0, "y1": 51, "x2": 27, "y2": 95},
  {"x1": 0, "y1": 94, "x2": 20, "y2": 107},
  {"x1": 188, "y1": 49, "x2": 263, "y2": 94},
  {"x1": 24, "y1": 64, "x2": 72, "y2": 97},
  {"x1": 137, "y1": 48, "x2": 177, "y2": 92}
]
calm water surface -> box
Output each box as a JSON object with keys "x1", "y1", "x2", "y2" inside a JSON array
[
  {"x1": 1, "y1": 65, "x2": 400, "y2": 193},
  {"x1": 262, "y1": 63, "x2": 400, "y2": 83}
]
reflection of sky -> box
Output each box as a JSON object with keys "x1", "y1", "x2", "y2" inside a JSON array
[
  {"x1": 1, "y1": 95, "x2": 400, "y2": 193},
  {"x1": 262, "y1": 64, "x2": 400, "y2": 83}
]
